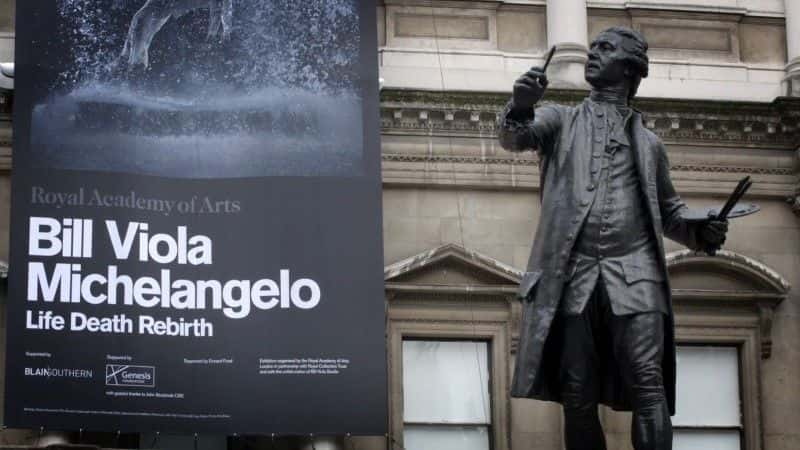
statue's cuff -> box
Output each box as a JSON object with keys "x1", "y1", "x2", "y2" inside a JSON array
[{"x1": 499, "y1": 102, "x2": 535, "y2": 134}]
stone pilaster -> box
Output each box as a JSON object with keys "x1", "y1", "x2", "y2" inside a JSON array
[{"x1": 545, "y1": 0, "x2": 589, "y2": 90}]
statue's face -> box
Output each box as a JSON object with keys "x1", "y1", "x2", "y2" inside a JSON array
[{"x1": 585, "y1": 32, "x2": 631, "y2": 88}]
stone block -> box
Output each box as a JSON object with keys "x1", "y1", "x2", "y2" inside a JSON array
[
  {"x1": 637, "y1": 74, "x2": 783, "y2": 102},
  {"x1": 395, "y1": 13, "x2": 489, "y2": 41},
  {"x1": 689, "y1": 65, "x2": 748, "y2": 82},
  {"x1": 458, "y1": 191, "x2": 539, "y2": 220},
  {"x1": 385, "y1": 5, "x2": 497, "y2": 51},
  {"x1": 588, "y1": 10, "x2": 632, "y2": 41},
  {"x1": 601, "y1": 407, "x2": 633, "y2": 433},
  {"x1": 377, "y1": 5, "x2": 386, "y2": 47},
  {"x1": 511, "y1": 398, "x2": 561, "y2": 433},
  {"x1": 740, "y1": 21, "x2": 787, "y2": 66},
  {"x1": 604, "y1": 431, "x2": 635, "y2": 450},
  {"x1": 497, "y1": 10, "x2": 546, "y2": 54},
  {"x1": 0, "y1": 0, "x2": 13, "y2": 32},
  {"x1": 513, "y1": 245, "x2": 533, "y2": 269},
  {"x1": 439, "y1": 217, "x2": 463, "y2": 244},
  {"x1": 383, "y1": 189, "x2": 419, "y2": 218},
  {"x1": 416, "y1": 190, "x2": 461, "y2": 218},
  {"x1": 669, "y1": 64, "x2": 690, "y2": 80},
  {"x1": 511, "y1": 431, "x2": 562, "y2": 450},
  {"x1": 764, "y1": 433, "x2": 800, "y2": 450},
  {"x1": 460, "y1": 218, "x2": 536, "y2": 246},
  {"x1": 383, "y1": 216, "x2": 442, "y2": 246}
]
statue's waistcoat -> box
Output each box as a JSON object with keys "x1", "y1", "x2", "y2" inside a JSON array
[{"x1": 562, "y1": 102, "x2": 667, "y2": 316}]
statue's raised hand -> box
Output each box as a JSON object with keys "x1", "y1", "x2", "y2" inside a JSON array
[{"x1": 512, "y1": 67, "x2": 548, "y2": 110}]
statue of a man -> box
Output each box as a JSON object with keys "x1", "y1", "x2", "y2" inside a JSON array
[{"x1": 498, "y1": 27, "x2": 728, "y2": 450}]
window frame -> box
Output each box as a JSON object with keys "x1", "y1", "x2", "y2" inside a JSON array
[
  {"x1": 673, "y1": 344, "x2": 744, "y2": 450},
  {"x1": 666, "y1": 249, "x2": 787, "y2": 450},
  {"x1": 401, "y1": 338, "x2": 493, "y2": 449},
  {"x1": 388, "y1": 299, "x2": 512, "y2": 450},
  {"x1": 674, "y1": 314, "x2": 762, "y2": 450}
]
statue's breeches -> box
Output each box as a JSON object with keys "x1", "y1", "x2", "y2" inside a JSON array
[{"x1": 554, "y1": 277, "x2": 673, "y2": 450}]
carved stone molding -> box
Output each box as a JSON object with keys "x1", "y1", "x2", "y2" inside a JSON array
[
  {"x1": 382, "y1": 152, "x2": 794, "y2": 176},
  {"x1": 381, "y1": 89, "x2": 800, "y2": 149},
  {"x1": 666, "y1": 249, "x2": 790, "y2": 359},
  {"x1": 381, "y1": 89, "x2": 800, "y2": 196}
]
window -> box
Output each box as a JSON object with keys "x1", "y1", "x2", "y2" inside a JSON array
[
  {"x1": 674, "y1": 346, "x2": 742, "y2": 450},
  {"x1": 402, "y1": 340, "x2": 491, "y2": 450}
]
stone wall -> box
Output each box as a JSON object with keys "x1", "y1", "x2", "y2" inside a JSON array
[
  {"x1": 379, "y1": 0, "x2": 790, "y2": 101},
  {"x1": 379, "y1": 84, "x2": 800, "y2": 450}
]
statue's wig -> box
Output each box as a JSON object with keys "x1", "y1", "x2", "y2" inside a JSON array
[{"x1": 601, "y1": 26, "x2": 649, "y2": 99}]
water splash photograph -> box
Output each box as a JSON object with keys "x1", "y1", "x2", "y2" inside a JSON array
[{"x1": 29, "y1": 0, "x2": 367, "y2": 178}]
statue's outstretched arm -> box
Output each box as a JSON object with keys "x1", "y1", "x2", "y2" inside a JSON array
[{"x1": 497, "y1": 102, "x2": 562, "y2": 156}]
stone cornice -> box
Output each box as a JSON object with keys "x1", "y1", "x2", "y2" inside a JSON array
[
  {"x1": 381, "y1": 89, "x2": 800, "y2": 149},
  {"x1": 380, "y1": 89, "x2": 800, "y2": 197}
]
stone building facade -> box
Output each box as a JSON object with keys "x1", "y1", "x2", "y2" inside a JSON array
[
  {"x1": 0, "y1": 0, "x2": 799, "y2": 449},
  {"x1": 378, "y1": 1, "x2": 799, "y2": 450}
]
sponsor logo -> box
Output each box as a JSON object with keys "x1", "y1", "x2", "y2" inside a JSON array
[
  {"x1": 105, "y1": 365, "x2": 155, "y2": 387},
  {"x1": 24, "y1": 367, "x2": 93, "y2": 379}
]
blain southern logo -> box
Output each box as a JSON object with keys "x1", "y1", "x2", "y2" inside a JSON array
[{"x1": 105, "y1": 365, "x2": 155, "y2": 387}]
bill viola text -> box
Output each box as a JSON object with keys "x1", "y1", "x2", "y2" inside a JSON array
[{"x1": 26, "y1": 217, "x2": 322, "y2": 320}]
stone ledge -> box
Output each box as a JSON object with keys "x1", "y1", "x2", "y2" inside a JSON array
[
  {"x1": 380, "y1": 89, "x2": 800, "y2": 149},
  {"x1": 380, "y1": 89, "x2": 800, "y2": 196}
]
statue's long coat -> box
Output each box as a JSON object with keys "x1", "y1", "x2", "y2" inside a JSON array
[{"x1": 498, "y1": 99, "x2": 703, "y2": 414}]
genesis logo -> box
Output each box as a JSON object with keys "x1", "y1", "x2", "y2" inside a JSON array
[{"x1": 105, "y1": 365, "x2": 155, "y2": 387}]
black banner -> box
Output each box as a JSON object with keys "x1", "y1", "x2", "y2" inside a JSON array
[{"x1": 5, "y1": 0, "x2": 386, "y2": 435}]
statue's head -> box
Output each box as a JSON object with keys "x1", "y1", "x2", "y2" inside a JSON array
[{"x1": 585, "y1": 27, "x2": 649, "y2": 99}]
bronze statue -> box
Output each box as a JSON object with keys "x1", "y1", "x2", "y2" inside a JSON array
[{"x1": 498, "y1": 27, "x2": 728, "y2": 450}]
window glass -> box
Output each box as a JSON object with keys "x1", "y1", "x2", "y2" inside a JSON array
[
  {"x1": 674, "y1": 346, "x2": 741, "y2": 427},
  {"x1": 404, "y1": 425, "x2": 489, "y2": 450},
  {"x1": 674, "y1": 429, "x2": 741, "y2": 450},
  {"x1": 402, "y1": 340, "x2": 490, "y2": 424}
]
